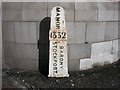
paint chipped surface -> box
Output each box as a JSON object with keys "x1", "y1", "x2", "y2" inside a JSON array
[{"x1": 48, "y1": 6, "x2": 69, "y2": 77}]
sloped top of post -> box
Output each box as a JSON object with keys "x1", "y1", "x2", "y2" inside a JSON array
[{"x1": 51, "y1": 6, "x2": 66, "y2": 30}]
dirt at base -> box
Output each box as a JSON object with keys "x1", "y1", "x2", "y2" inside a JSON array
[{"x1": 2, "y1": 60, "x2": 120, "y2": 89}]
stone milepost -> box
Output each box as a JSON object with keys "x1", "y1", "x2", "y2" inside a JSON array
[{"x1": 48, "y1": 6, "x2": 69, "y2": 77}]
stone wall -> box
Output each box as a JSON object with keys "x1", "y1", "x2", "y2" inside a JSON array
[{"x1": 2, "y1": 2, "x2": 119, "y2": 71}]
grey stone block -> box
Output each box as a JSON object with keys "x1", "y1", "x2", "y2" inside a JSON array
[
  {"x1": 75, "y1": 2, "x2": 98, "y2": 21},
  {"x1": 22, "y1": 9, "x2": 47, "y2": 21},
  {"x1": 75, "y1": 2, "x2": 98, "y2": 10},
  {"x1": 14, "y1": 43, "x2": 23, "y2": 58},
  {"x1": 22, "y1": 44, "x2": 38, "y2": 59},
  {"x1": 22, "y1": 2, "x2": 47, "y2": 10},
  {"x1": 2, "y1": 2, "x2": 22, "y2": 21},
  {"x1": 86, "y1": 22, "x2": 106, "y2": 43},
  {"x1": 98, "y1": 2, "x2": 115, "y2": 21},
  {"x1": 105, "y1": 22, "x2": 118, "y2": 41},
  {"x1": 66, "y1": 22, "x2": 86, "y2": 44},
  {"x1": 69, "y1": 44, "x2": 91, "y2": 60},
  {"x1": 48, "y1": 2, "x2": 74, "y2": 10},
  {"x1": 2, "y1": 9, "x2": 22, "y2": 21},
  {"x1": 119, "y1": 22, "x2": 120, "y2": 39},
  {"x1": 15, "y1": 22, "x2": 37, "y2": 43},
  {"x1": 3, "y1": 42, "x2": 15, "y2": 57},
  {"x1": 22, "y1": 2, "x2": 47, "y2": 21},
  {"x1": 114, "y1": 3, "x2": 118, "y2": 21},
  {"x1": 4, "y1": 57, "x2": 15, "y2": 68},
  {"x1": 2, "y1": 2, "x2": 22, "y2": 10},
  {"x1": 75, "y1": 10, "x2": 97, "y2": 21},
  {"x1": 68, "y1": 59, "x2": 79, "y2": 71},
  {"x1": 2, "y1": 22, "x2": 15, "y2": 42}
]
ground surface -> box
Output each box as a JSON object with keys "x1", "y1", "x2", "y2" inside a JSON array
[{"x1": 2, "y1": 60, "x2": 120, "y2": 89}]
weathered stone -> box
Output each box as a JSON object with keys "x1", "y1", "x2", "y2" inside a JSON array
[
  {"x1": 69, "y1": 44, "x2": 91, "y2": 60},
  {"x1": 105, "y1": 22, "x2": 118, "y2": 41},
  {"x1": 86, "y1": 22, "x2": 106, "y2": 43}
]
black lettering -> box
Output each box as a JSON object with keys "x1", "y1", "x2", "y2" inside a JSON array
[
  {"x1": 60, "y1": 58, "x2": 63, "y2": 61},
  {"x1": 53, "y1": 63, "x2": 57, "y2": 66},
  {"x1": 53, "y1": 49, "x2": 57, "y2": 52},
  {"x1": 56, "y1": 7, "x2": 60, "y2": 12}
]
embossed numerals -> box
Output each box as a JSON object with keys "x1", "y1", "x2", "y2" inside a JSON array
[{"x1": 50, "y1": 31, "x2": 67, "y2": 40}]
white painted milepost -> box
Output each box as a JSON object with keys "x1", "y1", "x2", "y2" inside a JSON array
[{"x1": 48, "y1": 6, "x2": 69, "y2": 77}]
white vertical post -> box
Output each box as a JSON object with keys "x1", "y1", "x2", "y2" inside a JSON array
[{"x1": 48, "y1": 6, "x2": 69, "y2": 77}]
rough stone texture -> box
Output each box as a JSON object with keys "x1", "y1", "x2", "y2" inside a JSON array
[
  {"x1": 68, "y1": 59, "x2": 79, "y2": 71},
  {"x1": 69, "y1": 44, "x2": 91, "y2": 60},
  {"x1": 75, "y1": 2, "x2": 98, "y2": 21},
  {"x1": 2, "y1": 22, "x2": 15, "y2": 42},
  {"x1": 91, "y1": 41, "x2": 112, "y2": 58},
  {"x1": 86, "y1": 22, "x2": 106, "y2": 43},
  {"x1": 98, "y1": 2, "x2": 115, "y2": 21},
  {"x1": 15, "y1": 22, "x2": 37, "y2": 44},
  {"x1": 105, "y1": 22, "x2": 118, "y2": 41},
  {"x1": 66, "y1": 22, "x2": 86, "y2": 44}
]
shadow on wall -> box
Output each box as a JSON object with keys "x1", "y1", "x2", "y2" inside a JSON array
[{"x1": 38, "y1": 17, "x2": 50, "y2": 76}]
